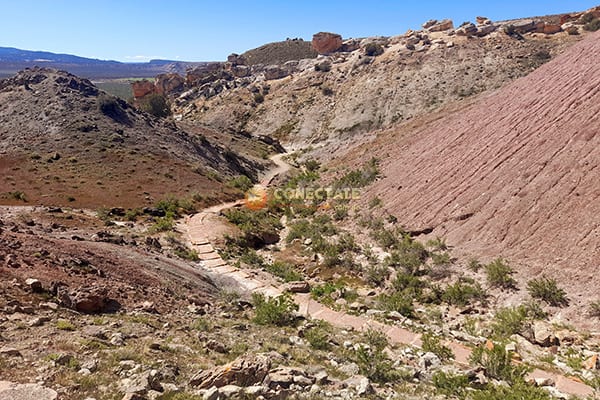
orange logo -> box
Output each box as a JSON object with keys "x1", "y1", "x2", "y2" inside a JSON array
[{"x1": 244, "y1": 185, "x2": 268, "y2": 210}]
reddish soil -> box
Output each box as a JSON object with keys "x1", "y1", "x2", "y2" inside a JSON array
[
  {"x1": 349, "y1": 31, "x2": 600, "y2": 324},
  {"x1": 0, "y1": 68, "x2": 272, "y2": 209}
]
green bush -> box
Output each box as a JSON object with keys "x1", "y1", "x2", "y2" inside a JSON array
[
  {"x1": 351, "y1": 329, "x2": 403, "y2": 383},
  {"x1": 304, "y1": 321, "x2": 331, "y2": 350},
  {"x1": 442, "y1": 279, "x2": 486, "y2": 307},
  {"x1": 470, "y1": 379, "x2": 551, "y2": 400},
  {"x1": 7, "y1": 191, "x2": 27, "y2": 202},
  {"x1": 484, "y1": 258, "x2": 516, "y2": 289},
  {"x1": 377, "y1": 291, "x2": 414, "y2": 317},
  {"x1": 266, "y1": 261, "x2": 303, "y2": 282},
  {"x1": 139, "y1": 93, "x2": 171, "y2": 118},
  {"x1": 527, "y1": 277, "x2": 568, "y2": 306},
  {"x1": 469, "y1": 342, "x2": 527, "y2": 384},
  {"x1": 584, "y1": 18, "x2": 600, "y2": 31},
  {"x1": 253, "y1": 92, "x2": 264, "y2": 104},
  {"x1": 334, "y1": 158, "x2": 380, "y2": 188},
  {"x1": 422, "y1": 333, "x2": 454, "y2": 361},
  {"x1": 590, "y1": 301, "x2": 600, "y2": 318},
  {"x1": 432, "y1": 371, "x2": 468, "y2": 397},
  {"x1": 227, "y1": 175, "x2": 254, "y2": 192},
  {"x1": 364, "y1": 42, "x2": 384, "y2": 56},
  {"x1": 491, "y1": 306, "x2": 528, "y2": 339},
  {"x1": 252, "y1": 293, "x2": 298, "y2": 326}
]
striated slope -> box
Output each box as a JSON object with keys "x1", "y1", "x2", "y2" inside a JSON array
[{"x1": 362, "y1": 31, "x2": 600, "y2": 285}]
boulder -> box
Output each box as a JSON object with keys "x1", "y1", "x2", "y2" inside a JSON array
[
  {"x1": 285, "y1": 281, "x2": 310, "y2": 293},
  {"x1": 132, "y1": 80, "x2": 155, "y2": 99},
  {"x1": 25, "y1": 278, "x2": 43, "y2": 293},
  {"x1": 428, "y1": 19, "x2": 454, "y2": 32},
  {"x1": 563, "y1": 24, "x2": 579, "y2": 35},
  {"x1": 264, "y1": 65, "x2": 290, "y2": 81},
  {"x1": 155, "y1": 73, "x2": 185, "y2": 95},
  {"x1": 512, "y1": 19, "x2": 536, "y2": 34},
  {"x1": 189, "y1": 353, "x2": 271, "y2": 389},
  {"x1": 340, "y1": 39, "x2": 360, "y2": 53},
  {"x1": 476, "y1": 16, "x2": 491, "y2": 25},
  {"x1": 456, "y1": 23, "x2": 477, "y2": 36},
  {"x1": 532, "y1": 321, "x2": 559, "y2": 347},
  {"x1": 0, "y1": 381, "x2": 58, "y2": 400},
  {"x1": 343, "y1": 375, "x2": 374, "y2": 396},
  {"x1": 57, "y1": 286, "x2": 113, "y2": 314},
  {"x1": 227, "y1": 53, "x2": 247, "y2": 65},
  {"x1": 312, "y1": 32, "x2": 343, "y2": 54},
  {"x1": 264, "y1": 367, "x2": 315, "y2": 389},
  {"x1": 123, "y1": 370, "x2": 163, "y2": 395},
  {"x1": 476, "y1": 24, "x2": 498, "y2": 36},
  {"x1": 543, "y1": 24, "x2": 562, "y2": 34}
]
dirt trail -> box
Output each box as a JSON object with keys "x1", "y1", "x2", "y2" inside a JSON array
[{"x1": 182, "y1": 153, "x2": 595, "y2": 398}]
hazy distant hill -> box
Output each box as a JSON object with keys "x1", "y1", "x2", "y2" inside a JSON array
[{"x1": 0, "y1": 46, "x2": 208, "y2": 79}]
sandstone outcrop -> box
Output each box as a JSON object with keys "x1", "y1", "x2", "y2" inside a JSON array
[{"x1": 312, "y1": 32, "x2": 343, "y2": 54}]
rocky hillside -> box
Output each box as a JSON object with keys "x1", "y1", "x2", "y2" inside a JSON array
[
  {"x1": 169, "y1": 9, "x2": 598, "y2": 149},
  {"x1": 346, "y1": 29, "x2": 600, "y2": 319},
  {"x1": 0, "y1": 68, "x2": 275, "y2": 208},
  {"x1": 240, "y1": 38, "x2": 318, "y2": 66}
]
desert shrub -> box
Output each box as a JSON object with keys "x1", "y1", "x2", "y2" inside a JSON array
[
  {"x1": 484, "y1": 258, "x2": 516, "y2": 289},
  {"x1": 139, "y1": 93, "x2": 171, "y2": 118},
  {"x1": 366, "y1": 264, "x2": 390, "y2": 286},
  {"x1": 491, "y1": 306, "x2": 528, "y2": 339},
  {"x1": 470, "y1": 380, "x2": 551, "y2": 400},
  {"x1": 467, "y1": 257, "x2": 482, "y2": 272},
  {"x1": 426, "y1": 236, "x2": 448, "y2": 251},
  {"x1": 590, "y1": 301, "x2": 600, "y2": 318},
  {"x1": 252, "y1": 293, "x2": 298, "y2": 326},
  {"x1": 383, "y1": 236, "x2": 428, "y2": 274},
  {"x1": 431, "y1": 252, "x2": 452, "y2": 267},
  {"x1": 304, "y1": 321, "x2": 331, "y2": 350},
  {"x1": 422, "y1": 333, "x2": 454, "y2": 361},
  {"x1": 334, "y1": 158, "x2": 380, "y2": 188},
  {"x1": 98, "y1": 94, "x2": 129, "y2": 123},
  {"x1": 584, "y1": 18, "x2": 600, "y2": 31},
  {"x1": 266, "y1": 261, "x2": 303, "y2": 282},
  {"x1": 503, "y1": 25, "x2": 516, "y2": 35},
  {"x1": 333, "y1": 205, "x2": 349, "y2": 221},
  {"x1": 527, "y1": 277, "x2": 568, "y2": 306},
  {"x1": 156, "y1": 196, "x2": 196, "y2": 217},
  {"x1": 314, "y1": 61, "x2": 332, "y2": 72},
  {"x1": 156, "y1": 392, "x2": 203, "y2": 400},
  {"x1": 377, "y1": 291, "x2": 414, "y2": 317},
  {"x1": 364, "y1": 42, "x2": 384, "y2": 56},
  {"x1": 7, "y1": 191, "x2": 27, "y2": 202},
  {"x1": 351, "y1": 329, "x2": 403, "y2": 383},
  {"x1": 173, "y1": 247, "x2": 199, "y2": 261},
  {"x1": 56, "y1": 320, "x2": 76, "y2": 331},
  {"x1": 150, "y1": 216, "x2": 175, "y2": 233},
  {"x1": 432, "y1": 371, "x2": 468, "y2": 397},
  {"x1": 253, "y1": 92, "x2": 264, "y2": 104},
  {"x1": 321, "y1": 85, "x2": 334, "y2": 96},
  {"x1": 227, "y1": 175, "x2": 254, "y2": 192},
  {"x1": 470, "y1": 342, "x2": 527, "y2": 384},
  {"x1": 442, "y1": 279, "x2": 486, "y2": 307}
]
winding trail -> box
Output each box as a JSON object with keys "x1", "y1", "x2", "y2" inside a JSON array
[{"x1": 182, "y1": 153, "x2": 595, "y2": 398}]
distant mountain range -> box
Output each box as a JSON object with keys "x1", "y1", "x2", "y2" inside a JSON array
[{"x1": 0, "y1": 46, "x2": 209, "y2": 79}]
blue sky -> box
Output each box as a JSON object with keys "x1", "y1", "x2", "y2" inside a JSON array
[{"x1": 1, "y1": 0, "x2": 598, "y2": 62}]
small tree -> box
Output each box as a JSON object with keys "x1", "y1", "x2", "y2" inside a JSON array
[
  {"x1": 527, "y1": 276, "x2": 568, "y2": 307},
  {"x1": 139, "y1": 93, "x2": 171, "y2": 118}
]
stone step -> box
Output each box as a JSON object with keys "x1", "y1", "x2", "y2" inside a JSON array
[{"x1": 203, "y1": 258, "x2": 228, "y2": 268}]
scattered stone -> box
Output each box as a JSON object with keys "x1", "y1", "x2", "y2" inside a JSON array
[
  {"x1": 0, "y1": 381, "x2": 58, "y2": 400},
  {"x1": 285, "y1": 281, "x2": 310, "y2": 293},
  {"x1": 585, "y1": 354, "x2": 599, "y2": 370},
  {"x1": 123, "y1": 370, "x2": 163, "y2": 395},
  {"x1": 206, "y1": 340, "x2": 229, "y2": 354},
  {"x1": 532, "y1": 321, "x2": 559, "y2": 347},
  {"x1": 202, "y1": 387, "x2": 219, "y2": 400},
  {"x1": 418, "y1": 352, "x2": 442, "y2": 370},
  {"x1": 82, "y1": 325, "x2": 109, "y2": 340},
  {"x1": 121, "y1": 394, "x2": 147, "y2": 400},
  {"x1": 264, "y1": 367, "x2": 315, "y2": 389},
  {"x1": 0, "y1": 347, "x2": 22, "y2": 357},
  {"x1": 343, "y1": 375, "x2": 374, "y2": 396},
  {"x1": 28, "y1": 316, "x2": 50, "y2": 327},
  {"x1": 25, "y1": 278, "x2": 43, "y2": 293},
  {"x1": 189, "y1": 353, "x2": 271, "y2": 389}
]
